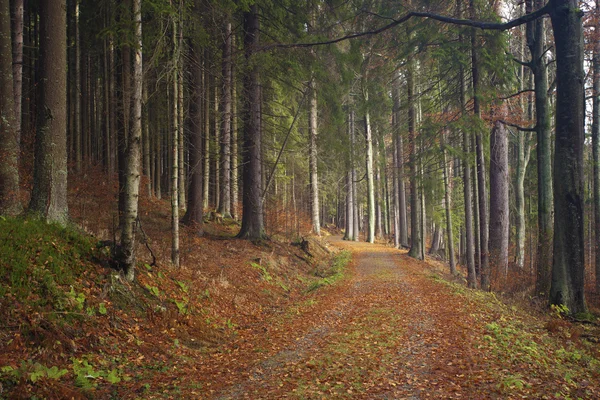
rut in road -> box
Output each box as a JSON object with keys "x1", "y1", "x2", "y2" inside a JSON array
[{"x1": 213, "y1": 237, "x2": 496, "y2": 399}]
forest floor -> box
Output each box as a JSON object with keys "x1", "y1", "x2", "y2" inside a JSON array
[
  {"x1": 190, "y1": 237, "x2": 600, "y2": 399},
  {"x1": 2, "y1": 173, "x2": 600, "y2": 399}
]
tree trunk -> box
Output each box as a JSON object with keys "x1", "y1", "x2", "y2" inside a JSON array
[
  {"x1": 0, "y1": 0, "x2": 21, "y2": 216},
  {"x1": 471, "y1": 0, "x2": 490, "y2": 290},
  {"x1": 527, "y1": 0, "x2": 554, "y2": 297},
  {"x1": 365, "y1": 110, "x2": 375, "y2": 244},
  {"x1": 11, "y1": 0, "x2": 23, "y2": 156},
  {"x1": 203, "y1": 49, "x2": 210, "y2": 209},
  {"x1": 392, "y1": 125, "x2": 400, "y2": 248},
  {"x1": 489, "y1": 121, "x2": 509, "y2": 278},
  {"x1": 218, "y1": 20, "x2": 232, "y2": 218},
  {"x1": 183, "y1": 36, "x2": 205, "y2": 233},
  {"x1": 407, "y1": 57, "x2": 423, "y2": 260},
  {"x1": 594, "y1": 0, "x2": 600, "y2": 295},
  {"x1": 171, "y1": 9, "x2": 180, "y2": 267},
  {"x1": 231, "y1": 37, "x2": 239, "y2": 220},
  {"x1": 375, "y1": 137, "x2": 383, "y2": 239},
  {"x1": 442, "y1": 135, "x2": 456, "y2": 274},
  {"x1": 30, "y1": 0, "x2": 68, "y2": 225},
  {"x1": 238, "y1": 5, "x2": 265, "y2": 240},
  {"x1": 118, "y1": 0, "x2": 143, "y2": 281},
  {"x1": 309, "y1": 76, "x2": 320, "y2": 235},
  {"x1": 351, "y1": 110, "x2": 360, "y2": 242},
  {"x1": 549, "y1": 0, "x2": 587, "y2": 315},
  {"x1": 393, "y1": 72, "x2": 409, "y2": 247}
]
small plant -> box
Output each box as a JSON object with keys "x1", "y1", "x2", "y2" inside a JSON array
[
  {"x1": 250, "y1": 262, "x2": 272, "y2": 282},
  {"x1": 550, "y1": 303, "x2": 570, "y2": 319}
]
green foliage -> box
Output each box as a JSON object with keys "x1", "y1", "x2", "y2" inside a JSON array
[
  {"x1": 306, "y1": 250, "x2": 351, "y2": 292},
  {"x1": 0, "y1": 361, "x2": 68, "y2": 385},
  {"x1": 250, "y1": 262, "x2": 272, "y2": 282},
  {"x1": 0, "y1": 217, "x2": 98, "y2": 311}
]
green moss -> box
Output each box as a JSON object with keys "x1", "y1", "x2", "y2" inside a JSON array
[{"x1": 0, "y1": 217, "x2": 98, "y2": 309}]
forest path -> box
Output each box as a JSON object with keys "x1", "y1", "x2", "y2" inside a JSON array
[{"x1": 202, "y1": 236, "x2": 501, "y2": 399}]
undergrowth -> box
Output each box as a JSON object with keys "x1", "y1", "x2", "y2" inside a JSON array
[{"x1": 306, "y1": 250, "x2": 351, "y2": 292}]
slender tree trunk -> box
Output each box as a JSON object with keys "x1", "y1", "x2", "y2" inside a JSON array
[
  {"x1": 351, "y1": 110, "x2": 360, "y2": 241},
  {"x1": 177, "y1": 20, "x2": 185, "y2": 210},
  {"x1": 442, "y1": 134, "x2": 456, "y2": 274},
  {"x1": 30, "y1": 0, "x2": 68, "y2": 225},
  {"x1": 594, "y1": 0, "x2": 600, "y2": 295},
  {"x1": 407, "y1": 57, "x2": 422, "y2": 259},
  {"x1": 142, "y1": 81, "x2": 151, "y2": 197},
  {"x1": 375, "y1": 137, "x2": 383, "y2": 239},
  {"x1": 74, "y1": 0, "x2": 81, "y2": 172},
  {"x1": 203, "y1": 49, "x2": 210, "y2": 209},
  {"x1": 393, "y1": 126, "x2": 401, "y2": 248},
  {"x1": 231, "y1": 38, "x2": 239, "y2": 220},
  {"x1": 309, "y1": 76, "x2": 320, "y2": 235},
  {"x1": 118, "y1": 0, "x2": 143, "y2": 281},
  {"x1": 393, "y1": 72, "x2": 409, "y2": 247},
  {"x1": 238, "y1": 5, "x2": 265, "y2": 240},
  {"x1": 11, "y1": 0, "x2": 23, "y2": 154},
  {"x1": 0, "y1": 0, "x2": 21, "y2": 216},
  {"x1": 549, "y1": 0, "x2": 587, "y2": 314},
  {"x1": 218, "y1": 20, "x2": 232, "y2": 218},
  {"x1": 171, "y1": 8, "x2": 180, "y2": 267},
  {"x1": 471, "y1": 0, "x2": 490, "y2": 290},
  {"x1": 365, "y1": 110, "x2": 375, "y2": 244},
  {"x1": 489, "y1": 121, "x2": 509, "y2": 278}
]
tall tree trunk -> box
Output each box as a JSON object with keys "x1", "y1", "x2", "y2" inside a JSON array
[
  {"x1": 309, "y1": 76, "x2": 320, "y2": 235},
  {"x1": 365, "y1": 109, "x2": 375, "y2": 244},
  {"x1": 375, "y1": 137, "x2": 383, "y2": 239},
  {"x1": 471, "y1": 0, "x2": 490, "y2": 290},
  {"x1": 594, "y1": 0, "x2": 600, "y2": 295},
  {"x1": 407, "y1": 57, "x2": 422, "y2": 259},
  {"x1": 203, "y1": 49, "x2": 210, "y2": 209},
  {"x1": 118, "y1": 0, "x2": 143, "y2": 281},
  {"x1": 74, "y1": 0, "x2": 81, "y2": 172},
  {"x1": 393, "y1": 72, "x2": 409, "y2": 247},
  {"x1": 527, "y1": 0, "x2": 554, "y2": 297},
  {"x1": 177, "y1": 19, "x2": 185, "y2": 210},
  {"x1": 392, "y1": 125, "x2": 400, "y2": 248},
  {"x1": 489, "y1": 121, "x2": 509, "y2": 278},
  {"x1": 238, "y1": 5, "x2": 265, "y2": 240},
  {"x1": 11, "y1": 0, "x2": 23, "y2": 156},
  {"x1": 183, "y1": 34, "x2": 205, "y2": 233},
  {"x1": 171, "y1": 8, "x2": 180, "y2": 267},
  {"x1": 231, "y1": 38, "x2": 239, "y2": 220},
  {"x1": 458, "y1": 0, "x2": 476, "y2": 287},
  {"x1": 351, "y1": 110, "x2": 360, "y2": 241},
  {"x1": 0, "y1": 0, "x2": 21, "y2": 216},
  {"x1": 442, "y1": 133, "x2": 456, "y2": 274},
  {"x1": 218, "y1": 20, "x2": 232, "y2": 218},
  {"x1": 549, "y1": 0, "x2": 587, "y2": 314},
  {"x1": 30, "y1": 0, "x2": 68, "y2": 225}
]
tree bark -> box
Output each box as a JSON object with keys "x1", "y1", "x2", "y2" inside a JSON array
[
  {"x1": 183, "y1": 36, "x2": 205, "y2": 233},
  {"x1": 527, "y1": 0, "x2": 554, "y2": 297},
  {"x1": 11, "y1": 0, "x2": 23, "y2": 157},
  {"x1": 594, "y1": 0, "x2": 600, "y2": 295},
  {"x1": 309, "y1": 76, "x2": 321, "y2": 235},
  {"x1": 30, "y1": 0, "x2": 68, "y2": 225},
  {"x1": 218, "y1": 19, "x2": 232, "y2": 218},
  {"x1": 407, "y1": 57, "x2": 423, "y2": 259},
  {"x1": 171, "y1": 8, "x2": 180, "y2": 267},
  {"x1": 392, "y1": 73, "x2": 409, "y2": 248},
  {"x1": 442, "y1": 134, "x2": 456, "y2": 274},
  {"x1": 238, "y1": 5, "x2": 266, "y2": 240},
  {"x1": 549, "y1": 0, "x2": 587, "y2": 314},
  {"x1": 365, "y1": 110, "x2": 375, "y2": 243},
  {"x1": 471, "y1": 0, "x2": 489, "y2": 290},
  {"x1": 489, "y1": 121, "x2": 509, "y2": 278},
  {"x1": 118, "y1": 0, "x2": 143, "y2": 281},
  {"x1": 0, "y1": 0, "x2": 21, "y2": 216},
  {"x1": 231, "y1": 36, "x2": 239, "y2": 220}
]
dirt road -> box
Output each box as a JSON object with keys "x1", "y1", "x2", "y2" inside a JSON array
[{"x1": 194, "y1": 237, "x2": 597, "y2": 399}]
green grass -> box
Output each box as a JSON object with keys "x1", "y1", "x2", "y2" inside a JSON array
[{"x1": 306, "y1": 250, "x2": 352, "y2": 292}]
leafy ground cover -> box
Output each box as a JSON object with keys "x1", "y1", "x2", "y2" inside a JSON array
[{"x1": 1, "y1": 175, "x2": 600, "y2": 398}]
